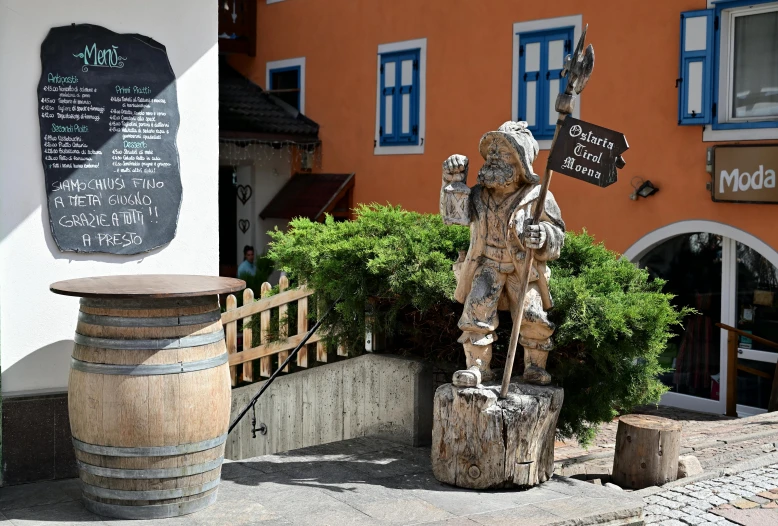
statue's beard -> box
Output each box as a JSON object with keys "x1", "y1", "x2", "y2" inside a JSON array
[{"x1": 478, "y1": 161, "x2": 516, "y2": 188}]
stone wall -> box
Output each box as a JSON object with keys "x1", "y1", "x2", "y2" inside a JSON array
[{"x1": 226, "y1": 354, "x2": 433, "y2": 460}]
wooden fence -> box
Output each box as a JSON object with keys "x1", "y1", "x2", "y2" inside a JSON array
[{"x1": 221, "y1": 276, "x2": 347, "y2": 386}]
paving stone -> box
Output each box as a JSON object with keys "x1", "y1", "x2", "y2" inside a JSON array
[
  {"x1": 763, "y1": 501, "x2": 778, "y2": 509},
  {"x1": 0, "y1": 479, "x2": 81, "y2": 511},
  {"x1": 732, "y1": 498, "x2": 761, "y2": 509},
  {"x1": 714, "y1": 492, "x2": 739, "y2": 502},
  {"x1": 658, "y1": 520, "x2": 686, "y2": 526},
  {"x1": 690, "y1": 491, "x2": 715, "y2": 499},
  {"x1": 707, "y1": 496, "x2": 728, "y2": 506},
  {"x1": 712, "y1": 507, "x2": 778, "y2": 525},
  {"x1": 646, "y1": 505, "x2": 667, "y2": 515},
  {"x1": 680, "y1": 514, "x2": 705, "y2": 525},
  {"x1": 467, "y1": 505, "x2": 562, "y2": 526},
  {"x1": 744, "y1": 486, "x2": 766, "y2": 495},
  {"x1": 656, "y1": 496, "x2": 684, "y2": 509},
  {"x1": 350, "y1": 497, "x2": 454, "y2": 524},
  {"x1": 747, "y1": 495, "x2": 770, "y2": 505}
]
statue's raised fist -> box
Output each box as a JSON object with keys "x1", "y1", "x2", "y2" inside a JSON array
[{"x1": 443, "y1": 154, "x2": 468, "y2": 183}]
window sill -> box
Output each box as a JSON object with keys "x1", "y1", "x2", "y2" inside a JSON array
[
  {"x1": 374, "y1": 143, "x2": 425, "y2": 156},
  {"x1": 703, "y1": 126, "x2": 778, "y2": 142}
]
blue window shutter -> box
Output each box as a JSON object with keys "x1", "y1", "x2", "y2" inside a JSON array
[
  {"x1": 379, "y1": 49, "x2": 421, "y2": 146},
  {"x1": 379, "y1": 55, "x2": 398, "y2": 145},
  {"x1": 679, "y1": 9, "x2": 714, "y2": 125},
  {"x1": 518, "y1": 27, "x2": 574, "y2": 140},
  {"x1": 518, "y1": 33, "x2": 544, "y2": 138}
]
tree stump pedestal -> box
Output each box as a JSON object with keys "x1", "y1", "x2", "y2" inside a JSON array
[
  {"x1": 612, "y1": 414, "x2": 682, "y2": 490},
  {"x1": 431, "y1": 381, "x2": 564, "y2": 490}
]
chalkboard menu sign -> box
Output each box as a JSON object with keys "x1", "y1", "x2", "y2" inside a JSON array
[{"x1": 37, "y1": 24, "x2": 181, "y2": 254}]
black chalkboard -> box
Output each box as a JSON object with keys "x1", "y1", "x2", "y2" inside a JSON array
[
  {"x1": 38, "y1": 24, "x2": 181, "y2": 254},
  {"x1": 547, "y1": 117, "x2": 628, "y2": 188}
]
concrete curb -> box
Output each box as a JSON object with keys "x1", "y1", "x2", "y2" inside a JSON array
[{"x1": 632, "y1": 451, "x2": 778, "y2": 498}]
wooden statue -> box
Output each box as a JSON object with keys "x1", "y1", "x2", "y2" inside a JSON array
[
  {"x1": 440, "y1": 121, "x2": 565, "y2": 386},
  {"x1": 432, "y1": 27, "x2": 595, "y2": 490}
]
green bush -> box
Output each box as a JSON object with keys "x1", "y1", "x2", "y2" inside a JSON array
[
  {"x1": 267, "y1": 204, "x2": 691, "y2": 445},
  {"x1": 546, "y1": 231, "x2": 691, "y2": 445}
]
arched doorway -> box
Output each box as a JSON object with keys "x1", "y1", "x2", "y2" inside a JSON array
[{"x1": 624, "y1": 221, "x2": 778, "y2": 416}]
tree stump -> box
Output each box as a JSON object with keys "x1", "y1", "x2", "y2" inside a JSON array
[
  {"x1": 431, "y1": 381, "x2": 564, "y2": 489},
  {"x1": 612, "y1": 414, "x2": 682, "y2": 489}
]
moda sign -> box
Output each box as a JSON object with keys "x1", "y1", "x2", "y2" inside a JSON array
[{"x1": 712, "y1": 146, "x2": 778, "y2": 204}]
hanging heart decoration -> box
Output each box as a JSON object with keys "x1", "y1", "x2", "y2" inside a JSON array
[
  {"x1": 236, "y1": 184, "x2": 253, "y2": 205},
  {"x1": 238, "y1": 219, "x2": 250, "y2": 234}
]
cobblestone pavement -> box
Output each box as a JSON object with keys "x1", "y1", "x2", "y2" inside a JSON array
[
  {"x1": 555, "y1": 406, "x2": 778, "y2": 462},
  {"x1": 642, "y1": 464, "x2": 778, "y2": 525}
]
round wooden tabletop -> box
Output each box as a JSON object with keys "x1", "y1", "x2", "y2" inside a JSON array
[{"x1": 50, "y1": 275, "x2": 246, "y2": 299}]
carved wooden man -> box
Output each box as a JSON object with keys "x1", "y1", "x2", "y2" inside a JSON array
[{"x1": 440, "y1": 121, "x2": 565, "y2": 386}]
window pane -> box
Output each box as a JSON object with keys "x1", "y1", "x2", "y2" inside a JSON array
[
  {"x1": 687, "y1": 61, "x2": 704, "y2": 115},
  {"x1": 685, "y1": 16, "x2": 708, "y2": 52},
  {"x1": 401, "y1": 59, "x2": 413, "y2": 86},
  {"x1": 548, "y1": 39, "x2": 565, "y2": 70},
  {"x1": 270, "y1": 69, "x2": 300, "y2": 110},
  {"x1": 271, "y1": 69, "x2": 298, "y2": 90},
  {"x1": 384, "y1": 61, "x2": 395, "y2": 88},
  {"x1": 732, "y1": 11, "x2": 778, "y2": 119},
  {"x1": 736, "y1": 358, "x2": 774, "y2": 409},
  {"x1": 525, "y1": 42, "x2": 540, "y2": 72},
  {"x1": 735, "y1": 242, "x2": 778, "y2": 352},
  {"x1": 549, "y1": 78, "x2": 560, "y2": 125},
  {"x1": 402, "y1": 93, "x2": 410, "y2": 133},
  {"x1": 384, "y1": 95, "x2": 393, "y2": 134},
  {"x1": 638, "y1": 233, "x2": 723, "y2": 400},
  {"x1": 525, "y1": 80, "x2": 536, "y2": 126}
]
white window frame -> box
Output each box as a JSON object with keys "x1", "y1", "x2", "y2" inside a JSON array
[
  {"x1": 266, "y1": 57, "x2": 305, "y2": 114},
  {"x1": 720, "y1": 2, "x2": 778, "y2": 124},
  {"x1": 266, "y1": 0, "x2": 286, "y2": 4},
  {"x1": 704, "y1": 0, "x2": 778, "y2": 141},
  {"x1": 512, "y1": 15, "x2": 582, "y2": 151},
  {"x1": 374, "y1": 38, "x2": 427, "y2": 156}
]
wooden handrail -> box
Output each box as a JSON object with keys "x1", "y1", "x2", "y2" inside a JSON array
[
  {"x1": 716, "y1": 322, "x2": 778, "y2": 351},
  {"x1": 717, "y1": 322, "x2": 778, "y2": 415}
]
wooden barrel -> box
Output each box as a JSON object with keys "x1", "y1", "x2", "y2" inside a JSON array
[{"x1": 68, "y1": 295, "x2": 232, "y2": 519}]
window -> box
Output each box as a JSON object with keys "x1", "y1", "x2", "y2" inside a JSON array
[
  {"x1": 266, "y1": 57, "x2": 305, "y2": 113},
  {"x1": 512, "y1": 16, "x2": 582, "y2": 150},
  {"x1": 517, "y1": 28, "x2": 573, "y2": 140},
  {"x1": 379, "y1": 50, "x2": 420, "y2": 146},
  {"x1": 374, "y1": 39, "x2": 426, "y2": 155},
  {"x1": 679, "y1": 1, "x2": 778, "y2": 140}
]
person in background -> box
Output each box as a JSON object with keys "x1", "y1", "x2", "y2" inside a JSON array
[{"x1": 237, "y1": 245, "x2": 256, "y2": 278}]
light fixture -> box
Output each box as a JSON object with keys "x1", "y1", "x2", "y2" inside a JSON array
[{"x1": 630, "y1": 177, "x2": 659, "y2": 200}]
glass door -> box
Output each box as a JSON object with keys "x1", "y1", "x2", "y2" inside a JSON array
[
  {"x1": 638, "y1": 233, "x2": 724, "y2": 413},
  {"x1": 733, "y1": 242, "x2": 778, "y2": 415}
]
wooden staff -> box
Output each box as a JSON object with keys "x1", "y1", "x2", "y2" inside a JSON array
[{"x1": 500, "y1": 26, "x2": 594, "y2": 398}]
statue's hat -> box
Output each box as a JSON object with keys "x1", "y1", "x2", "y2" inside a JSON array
[{"x1": 478, "y1": 121, "x2": 540, "y2": 184}]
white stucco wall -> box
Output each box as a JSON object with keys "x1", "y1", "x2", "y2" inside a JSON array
[{"x1": 0, "y1": 0, "x2": 219, "y2": 394}]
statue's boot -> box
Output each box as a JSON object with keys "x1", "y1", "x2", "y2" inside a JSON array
[
  {"x1": 522, "y1": 337, "x2": 552, "y2": 386},
  {"x1": 452, "y1": 342, "x2": 493, "y2": 387}
]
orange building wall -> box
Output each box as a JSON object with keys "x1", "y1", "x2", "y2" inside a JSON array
[{"x1": 230, "y1": 0, "x2": 778, "y2": 255}]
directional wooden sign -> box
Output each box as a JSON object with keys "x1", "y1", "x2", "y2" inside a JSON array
[{"x1": 547, "y1": 117, "x2": 628, "y2": 188}]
